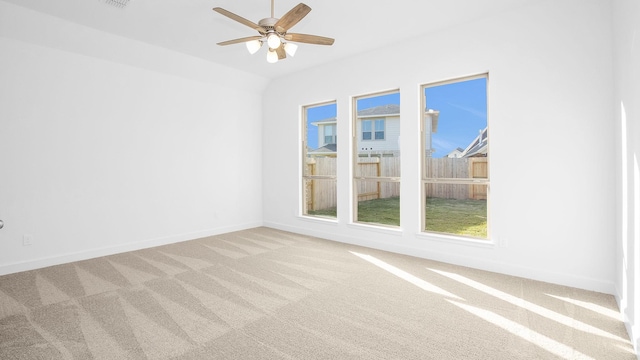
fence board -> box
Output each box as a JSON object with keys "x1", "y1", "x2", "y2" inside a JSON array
[
  {"x1": 306, "y1": 158, "x2": 338, "y2": 211},
  {"x1": 469, "y1": 157, "x2": 488, "y2": 200},
  {"x1": 306, "y1": 156, "x2": 486, "y2": 210}
]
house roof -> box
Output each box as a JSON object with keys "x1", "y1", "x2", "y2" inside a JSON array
[
  {"x1": 313, "y1": 107, "x2": 439, "y2": 129},
  {"x1": 309, "y1": 143, "x2": 337, "y2": 154},
  {"x1": 310, "y1": 117, "x2": 337, "y2": 126},
  {"x1": 357, "y1": 104, "x2": 400, "y2": 117},
  {"x1": 460, "y1": 128, "x2": 488, "y2": 158}
]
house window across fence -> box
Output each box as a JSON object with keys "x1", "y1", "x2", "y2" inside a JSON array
[
  {"x1": 302, "y1": 101, "x2": 338, "y2": 218},
  {"x1": 421, "y1": 75, "x2": 489, "y2": 239},
  {"x1": 353, "y1": 91, "x2": 400, "y2": 227},
  {"x1": 362, "y1": 119, "x2": 385, "y2": 140}
]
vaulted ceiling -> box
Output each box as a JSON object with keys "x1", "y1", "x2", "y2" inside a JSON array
[{"x1": 1, "y1": 0, "x2": 540, "y2": 79}]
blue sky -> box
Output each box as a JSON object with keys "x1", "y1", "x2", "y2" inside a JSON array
[
  {"x1": 426, "y1": 77, "x2": 487, "y2": 157},
  {"x1": 305, "y1": 79, "x2": 486, "y2": 154}
]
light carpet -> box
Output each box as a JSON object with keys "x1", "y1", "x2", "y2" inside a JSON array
[{"x1": 0, "y1": 227, "x2": 634, "y2": 359}]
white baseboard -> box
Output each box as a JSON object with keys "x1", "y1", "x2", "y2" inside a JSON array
[
  {"x1": 264, "y1": 220, "x2": 617, "y2": 295},
  {"x1": 0, "y1": 221, "x2": 263, "y2": 276},
  {"x1": 624, "y1": 310, "x2": 640, "y2": 360},
  {"x1": 615, "y1": 289, "x2": 640, "y2": 359}
]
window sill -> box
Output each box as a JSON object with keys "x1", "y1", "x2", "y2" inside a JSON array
[
  {"x1": 298, "y1": 215, "x2": 339, "y2": 225},
  {"x1": 347, "y1": 222, "x2": 403, "y2": 236},
  {"x1": 415, "y1": 231, "x2": 496, "y2": 248}
]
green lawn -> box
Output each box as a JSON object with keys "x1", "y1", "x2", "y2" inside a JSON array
[
  {"x1": 357, "y1": 196, "x2": 401, "y2": 226},
  {"x1": 425, "y1": 197, "x2": 487, "y2": 238},
  {"x1": 308, "y1": 196, "x2": 487, "y2": 238}
]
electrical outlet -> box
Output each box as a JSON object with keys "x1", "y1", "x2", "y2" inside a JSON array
[
  {"x1": 23, "y1": 234, "x2": 33, "y2": 246},
  {"x1": 498, "y1": 237, "x2": 508, "y2": 248}
]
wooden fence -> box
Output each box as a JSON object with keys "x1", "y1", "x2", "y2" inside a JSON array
[
  {"x1": 424, "y1": 157, "x2": 488, "y2": 200},
  {"x1": 305, "y1": 157, "x2": 402, "y2": 211},
  {"x1": 305, "y1": 156, "x2": 487, "y2": 211},
  {"x1": 354, "y1": 157, "x2": 401, "y2": 201},
  {"x1": 304, "y1": 157, "x2": 337, "y2": 212}
]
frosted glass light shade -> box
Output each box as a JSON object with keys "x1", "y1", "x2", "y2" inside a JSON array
[
  {"x1": 266, "y1": 49, "x2": 278, "y2": 63},
  {"x1": 245, "y1": 40, "x2": 262, "y2": 54},
  {"x1": 284, "y1": 42, "x2": 298, "y2": 57},
  {"x1": 267, "y1": 33, "x2": 281, "y2": 49}
]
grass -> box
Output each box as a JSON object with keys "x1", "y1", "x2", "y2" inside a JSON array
[
  {"x1": 306, "y1": 197, "x2": 400, "y2": 226},
  {"x1": 425, "y1": 197, "x2": 487, "y2": 238},
  {"x1": 308, "y1": 196, "x2": 487, "y2": 238},
  {"x1": 357, "y1": 196, "x2": 401, "y2": 226},
  {"x1": 306, "y1": 208, "x2": 338, "y2": 219}
]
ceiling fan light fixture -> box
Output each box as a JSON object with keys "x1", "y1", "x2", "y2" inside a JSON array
[
  {"x1": 267, "y1": 33, "x2": 281, "y2": 49},
  {"x1": 284, "y1": 42, "x2": 298, "y2": 57},
  {"x1": 266, "y1": 49, "x2": 279, "y2": 63},
  {"x1": 245, "y1": 39, "x2": 263, "y2": 54},
  {"x1": 214, "y1": 2, "x2": 335, "y2": 63}
]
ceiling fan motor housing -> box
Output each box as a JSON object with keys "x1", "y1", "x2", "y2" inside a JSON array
[
  {"x1": 259, "y1": 18, "x2": 278, "y2": 28},
  {"x1": 259, "y1": 17, "x2": 279, "y2": 34}
]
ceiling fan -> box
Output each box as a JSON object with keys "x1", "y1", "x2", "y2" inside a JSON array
[{"x1": 213, "y1": 0, "x2": 335, "y2": 63}]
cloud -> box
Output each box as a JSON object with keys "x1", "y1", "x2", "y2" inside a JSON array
[
  {"x1": 446, "y1": 102, "x2": 487, "y2": 119},
  {"x1": 432, "y1": 138, "x2": 457, "y2": 155}
]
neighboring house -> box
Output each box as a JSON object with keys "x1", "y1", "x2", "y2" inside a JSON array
[
  {"x1": 356, "y1": 104, "x2": 400, "y2": 157},
  {"x1": 446, "y1": 147, "x2": 465, "y2": 158},
  {"x1": 424, "y1": 109, "x2": 440, "y2": 158},
  {"x1": 309, "y1": 117, "x2": 337, "y2": 157},
  {"x1": 459, "y1": 127, "x2": 488, "y2": 158},
  {"x1": 310, "y1": 106, "x2": 441, "y2": 158},
  {"x1": 310, "y1": 117, "x2": 337, "y2": 148},
  {"x1": 307, "y1": 143, "x2": 337, "y2": 158}
]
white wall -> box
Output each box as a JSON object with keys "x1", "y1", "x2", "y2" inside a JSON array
[
  {"x1": 263, "y1": 0, "x2": 616, "y2": 293},
  {"x1": 613, "y1": 0, "x2": 640, "y2": 352},
  {"x1": 0, "y1": 2, "x2": 268, "y2": 274}
]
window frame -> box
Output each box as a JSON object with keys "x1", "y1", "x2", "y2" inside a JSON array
[
  {"x1": 352, "y1": 90, "x2": 401, "y2": 227},
  {"x1": 420, "y1": 74, "x2": 490, "y2": 239},
  {"x1": 301, "y1": 100, "x2": 338, "y2": 219}
]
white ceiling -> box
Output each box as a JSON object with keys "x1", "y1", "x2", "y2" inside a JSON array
[{"x1": 1, "y1": 0, "x2": 538, "y2": 79}]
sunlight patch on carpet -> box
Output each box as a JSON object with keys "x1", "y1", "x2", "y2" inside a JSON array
[
  {"x1": 429, "y1": 268, "x2": 629, "y2": 343},
  {"x1": 449, "y1": 300, "x2": 593, "y2": 360},
  {"x1": 350, "y1": 252, "x2": 463, "y2": 300},
  {"x1": 546, "y1": 294, "x2": 621, "y2": 320}
]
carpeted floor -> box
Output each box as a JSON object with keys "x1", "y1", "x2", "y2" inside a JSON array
[{"x1": 0, "y1": 227, "x2": 635, "y2": 359}]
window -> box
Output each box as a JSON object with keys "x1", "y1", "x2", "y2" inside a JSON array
[
  {"x1": 323, "y1": 124, "x2": 336, "y2": 145},
  {"x1": 302, "y1": 102, "x2": 337, "y2": 218},
  {"x1": 374, "y1": 119, "x2": 385, "y2": 140},
  {"x1": 421, "y1": 75, "x2": 489, "y2": 239},
  {"x1": 362, "y1": 120, "x2": 372, "y2": 140},
  {"x1": 353, "y1": 91, "x2": 400, "y2": 227},
  {"x1": 361, "y1": 119, "x2": 386, "y2": 141}
]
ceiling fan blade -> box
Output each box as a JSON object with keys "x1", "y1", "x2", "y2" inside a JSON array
[
  {"x1": 276, "y1": 46, "x2": 286, "y2": 60},
  {"x1": 213, "y1": 7, "x2": 266, "y2": 33},
  {"x1": 217, "y1": 36, "x2": 263, "y2": 46},
  {"x1": 284, "y1": 33, "x2": 335, "y2": 46},
  {"x1": 274, "y1": 3, "x2": 311, "y2": 33}
]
